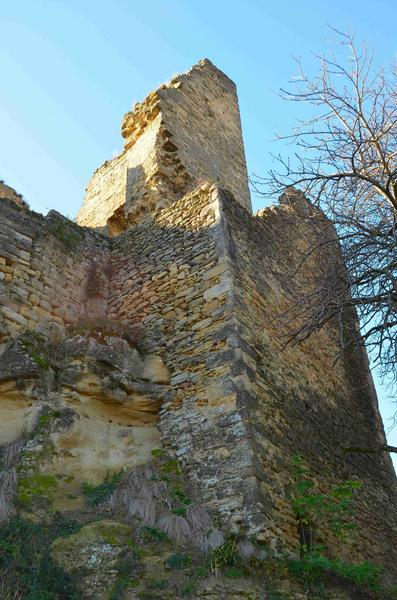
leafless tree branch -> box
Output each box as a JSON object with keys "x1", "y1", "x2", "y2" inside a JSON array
[{"x1": 255, "y1": 29, "x2": 397, "y2": 385}]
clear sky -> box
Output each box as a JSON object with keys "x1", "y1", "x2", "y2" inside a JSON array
[{"x1": 1, "y1": 0, "x2": 396, "y2": 464}]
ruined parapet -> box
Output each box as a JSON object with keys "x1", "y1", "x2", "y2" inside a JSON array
[
  {"x1": 0, "y1": 199, "x2": 110, "y2": 347},
  {"x1": 0, "y1": 181, "x2": 28, "y2": 208},
  {"x1": 76, "y1": 59, "x2": 251, "y2": 233}
]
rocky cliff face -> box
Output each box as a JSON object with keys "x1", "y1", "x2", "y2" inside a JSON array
[{"x1": 0, "y1": 322, "x2": 169, "y2": 509}]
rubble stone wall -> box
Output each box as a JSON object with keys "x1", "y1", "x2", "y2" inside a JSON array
[
  {"x1": 218, "y1": 188, "x2": 397, "y2": 569},
  {"x1": 0, "y1": 199, "x2": 109, "y2": 344},
  {"x1": 1, "y1": 55, "x2": 396, "y2": 581},
  {"x1": 108, "y1": 184, "x2": 265, "y2": 533},
  {"x1": 157, "y1": 59, "x2": 251, "y2": 210},
  {"x1": 108, "y1": 183, "x2": 397, "y2": 575}
]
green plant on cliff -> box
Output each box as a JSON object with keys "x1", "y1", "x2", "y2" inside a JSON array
[
  {"x1": 17, "y1": 473, "x2": 58, "y2": 507},
  {"x1": 0, "y1": 515, "x2": 80, "y2": 599},
  {"x1": 287, "y1": 455, "x2": 384, "y2": 595},
  {"x1": 20, "y1": 331, "x2": 51, "y2": 370},
  {"x1": 290, "y1": 454, "x2": 361, "y2": 552},
  {"x1": 81, "y1": 470, "x2": 124, "y2": 506},
  {"x1": 210, "y1": 536, "x2": 239, "y2": 574}
]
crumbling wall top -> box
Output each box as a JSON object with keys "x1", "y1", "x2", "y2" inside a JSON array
[{"x1": 77, "y1": 59, "x2": 251, "y2": 233}]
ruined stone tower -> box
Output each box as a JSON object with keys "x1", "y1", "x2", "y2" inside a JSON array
[
  {"x1": 77, "y1": 59, "x2": 251, "y2": 234},
  {"x1": 0, "y1": 59, "x2": 396, "y2": 590}
]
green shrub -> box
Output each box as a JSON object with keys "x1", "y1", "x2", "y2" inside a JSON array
[
  {"x1": 289, "y1": 454, "x2": 361, "y2": 553},
  {"x1": 161, "y1": 459, "x2": 181, "y2": 474},
  {"x1": 81, "y1": 471, "x2": 123, "y2": 506},
  {"x1": 165, "y1": 553, "x2": 192, "y2": 570},
  {"x1": 140, "y1": 525, "x2": 169, "y2": 542},
  {"x1": 210, "y1": 537, "x2": 239, "y2": 572},
  {"x1": 224, "y1": 566, "x2": 244, "y2": 578},
  {"x1": 46, "y1": 217, "x2": 82, "y2": 249},
  {"x1": 286, "y1": 457, "x2": 388, "y2": 595},
  {"x1": 181, "y1": 579, "x2": 197, "y2": 596},
  {"x1": 287, "y1": 553, "x2": 382, "y2": 592},
  {"x1": 0, "y1": 516, "x2": 80, "y2": 599}
]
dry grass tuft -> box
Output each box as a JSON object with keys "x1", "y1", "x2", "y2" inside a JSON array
[
  {"x1": 207, "y1": 528, "x2": 225, "y2": 549},
  {"x1": 238, "y1": 539, "x2": 256, "y2": 558},
  {"x1": 0, "y1": 440, "x2": 21, "y2": 470},
  {"x1": 0, "y1": 469, "x2": 17, "y2": 523},
  {"x1": 185, "y1": 505, "x2": 212, "y2": 532},
  {"x1": 157, "y1": 514, "x2": 192, "y2": 544},
  {"x1": 107, "y1": 462, "x2": 222, "y2": 552}
]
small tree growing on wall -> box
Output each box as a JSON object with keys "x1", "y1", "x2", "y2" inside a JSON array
[{"x1": 256, "y1": 29, "x2": 397, "y2": 388}]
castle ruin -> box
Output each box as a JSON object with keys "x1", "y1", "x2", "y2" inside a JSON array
[{"x1": 0, "y1": 59, "x2": 396, "y2": 594}]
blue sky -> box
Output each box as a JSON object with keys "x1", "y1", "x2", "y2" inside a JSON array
[{"x1": 1, "y1": 0, "x2": 396, "y2": 462}]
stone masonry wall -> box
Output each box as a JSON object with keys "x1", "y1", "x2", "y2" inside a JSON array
[
  {"x1": 108, "y1": 182, "x2": 397, "y2": 576},
  {"x1": 217, "y1": 188, "x2": 397, "y2": 572},
  {"x1": 155, "y1": 59, "x2": 251, "y2": 210},
  {"x1": 108, "y1": 183, "x2": 266, "y2": 535},
  {"x1": 77, "y1": 59, "x2": 251, "y2": 233},
  {"x1": 1, "y1": 178, "x2": 396, "y2": 576},
  {"x1": 0, "y1": 198, "x2": 109, "y2": 345},
  {"x1": 2, "y1": 47, "x2": 396, "y2": 576}
]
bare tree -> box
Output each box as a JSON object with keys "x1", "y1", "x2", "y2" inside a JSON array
[{"x1": 255, "y1": 29, "x2": 397, "y2": 384}]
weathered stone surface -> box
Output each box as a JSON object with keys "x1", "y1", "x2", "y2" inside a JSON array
[
  {"x1": 0, "y1": 330, "x2": 167, "y2": 496},
  {"x1": 0, "y1": 181, "x2": 28, "y2": 208},
  {"x1": 0, "y1": 340, "x2": 39, "y2": 382},
  {"x1": 51, "y1": 520, "x2": 132, "y2": 599}
]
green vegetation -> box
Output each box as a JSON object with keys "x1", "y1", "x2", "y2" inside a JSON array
[
  {"x1": 140, "y1": 525, "x2": 169, "y2": 542},
  {"x1": 224, "y1": 566, "x2": 244, "y2": 578},
  {"x1": 107, "y1": 552, "x2": 139, "y2": 600},
  {"x1": 20, "y1": 331, "x2": 52, "y2": 370},
  {"x1": 290, "y1": 454, "x2": 361, "y2": 551},
  {"x1": 81, "y1": 471, "x2": 124, "y2": 506},
  {"x1": 161, "y1": 459, "x2": 182, "y2": 475},
  {"x1": 146, "y1": 578, "x2": 169, "y2": 590},
  {"x1": 193, "y1": 565, "x2": 209, "y2": 578},
  {"x1": 46, "y1": 217, "x2": 82, "y2": 249},
  {"x1": 17, "y1": 473, "x2": 58, "y2": 506},
  {"x1": 172, "y1": 506, "x2": 187, "y2": 516},
  {"x1": 287, "y1": 454, "x2": 389, "y2": 596},
  {"x1": 150, "y1": 448, "x2": 165, "y2": 459},
  {"x1": 37, "y1": 410, "x2": 62, "y2": 431},
  {"x1": 171, "y1": 484, "x2": 192, "y2": 505},
  {"x1": 165, "y1": 553, "x2": 192, "y2": 570},
  {"x1": 181, "y1": 579, "x2": 197, "y2": 597},
  {"x1": 288, "y1": 554, "x2": 382, "y2": 591},
  {"x1": 0, "y1": 516, "x2": 81, "y2": 599},
  {"x1": 30, "y1": 350, "x2": 50, "y2": 369},
  {"x1": 210, "y1": 537, "x2": 238, "y2": 572}
]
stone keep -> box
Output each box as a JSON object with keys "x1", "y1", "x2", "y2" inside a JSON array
[
  {"x1": 0, "y1": 59, "x2": 396, "y2": 576},
  {"x1": 77, "y1": 59, "x2": 251, "y2": 233}
]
